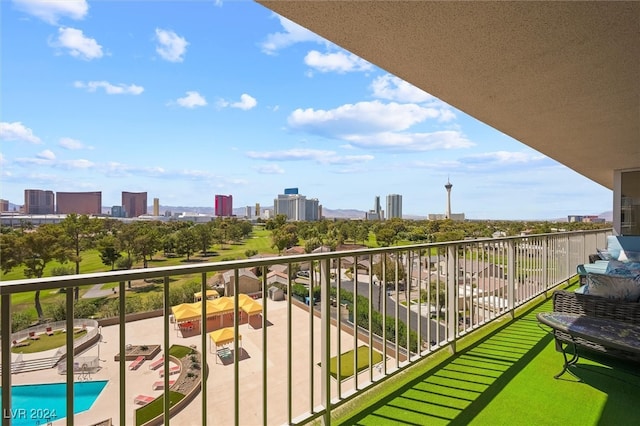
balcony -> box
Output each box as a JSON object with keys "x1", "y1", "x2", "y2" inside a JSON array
[{"x1": 3, "y1": 229, "x2": 634, "y2": 426}]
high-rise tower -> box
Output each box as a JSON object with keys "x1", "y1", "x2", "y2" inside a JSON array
[{"x1": 445, "y1": 178, "x2": 453, "y2": 219}]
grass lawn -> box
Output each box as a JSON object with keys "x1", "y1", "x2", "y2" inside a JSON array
[
  {"x1": 135, "y1": 391, "x2": 185, "y2": 426},
  {"x1": 11, "y1": 329, "x2": 87, "y2": 354},
  {"x1": 327, "y1": 345, "x2": 384, "y2": 381},
  {"x1": 169, "y1": 344, "x2": 195, "y2": 359}
]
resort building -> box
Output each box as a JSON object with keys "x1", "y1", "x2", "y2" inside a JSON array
[
  {"x1": 365, "y1": 195, "x2": 384, "y2": 220},
  {"x1": 273, "y1": 189, "x2": 321, "y2": 221},
  {"x1": 214, "y1": 194, "x2": 233, "y2": 217},
  {"x1": 24, "y1": 189, "x2": 54, "y2": 215},
  {"x1": 122, "y1": 191, "x2": 148, "y2": 218},
  {"x1": 56, "y1": 191, "x2": 101, "y2": 215},
  {"x1": 386, "y1": 193, "x2": 402, "y2": 219}
]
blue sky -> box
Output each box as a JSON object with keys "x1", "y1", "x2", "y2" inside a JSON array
[{"x1": 0, "y1": 0, "x2": 612, "y2": 220}]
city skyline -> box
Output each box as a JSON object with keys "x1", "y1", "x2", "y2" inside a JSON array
[{"x1": 0, "y1": 0, "x2": 612, "y2": 220}]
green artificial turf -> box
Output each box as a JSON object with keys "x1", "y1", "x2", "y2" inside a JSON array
[
  {"x1": 328, "y1": 345, "x2": 384, "y2": 380},
  {"x1": 339, "y1": 292, "x2": 640, "y2": 426},
  {"x1": 169, "y1": 344, "x2": 194, "y2": 359},
  {"x1": 134, "y1": 391, "x2": 185, "y2": 426}
]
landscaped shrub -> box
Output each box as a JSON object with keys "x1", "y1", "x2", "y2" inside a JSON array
[
  {"x1": 74, "y1": 299, "x2": 98, "y2": 318},
  {"x1": 11, "y1": 311, "x2": 34, "y2": 331},
  {"x1": 45, "y1": 301, "x2": 66, "y2": 321},
  {"x1": 51, "y1": 265, "x2": 75, "y2": 276},
  {"x1": 144, "y1": 292, "x2": 164, "y2": 310}
]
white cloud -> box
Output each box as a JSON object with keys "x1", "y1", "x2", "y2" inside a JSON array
[
  {"x1": 371, "y1": 75, "x2": 435, "y2": 103},
  {"x1": 59, "y1": 137, "x2": 86, "y2": 150},
  {"x1": 260, "y1": 15, "x2": 325, "y2": 54},
  {"x1": 176, "y1": 91, "x2": 207, "y2": 108},
  {"x1": 36, "y1": 149, "x2": 56, "y2": 160},
  {"x1": 233, "y1": 94, "x2": 257, "y2": 110},
  {"x1": 304, "y1": 50, "x2": 372, "y2": 73},
  {"x1": 13, "y1": 0, "x2": 88, "y2": 24},
  {"x1": 460, "y1": 151, "x2": 547, "y2": 166},
  {"x1": 74, "y1": 81, "x2": 144, "y2": 95},
  {"x1": 288, "y1": 100, "x2": 442, "y2": 137},
  {"x1": 344, "y1": 130, "x2": 474, "y2": 152},
  {"x1": 256, "y1": 164, "x2": 285, "y2": 174},
  {"x1": 58, "y1": 159, "x2": 94, "y2": 169},
  {"x1": 246, "y1": 148, "x2": 373, "y2": 165},
  {"x1": 155, "y1": 28, "x2": 188, "y2": 62},
  {"x1": 0, "y1": 122, "x2": 41, "y2": 143},
  {"x1": 218, "y1": 94, "x2": 257, "y2": 110},
  {"x1": 371, "y1": 75, "x2": 457, "y2": 122},
  {"x1": 105, "y1": 162, "x2": 166, "y2": 178},
  {"x1": 50, "y1": 27, "x2": 103, "y2": 60}
]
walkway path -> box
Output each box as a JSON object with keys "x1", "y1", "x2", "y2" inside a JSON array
[{"x1": 83, "y1": 284, "x2": 113, "y2": 299}]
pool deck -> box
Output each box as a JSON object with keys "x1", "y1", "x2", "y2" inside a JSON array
[{"x1": 5, "y1": 299, "x2": 381, "y2": 425}]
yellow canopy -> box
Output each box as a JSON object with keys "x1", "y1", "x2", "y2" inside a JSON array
[
  {"x1": 194, "y1": 289, "x2": 219, "y2": 301},
  {"x1": 172, "y1": 294, "x2": 262, "y2": 322},
  {"x1": 209, "y1": 327, "x2": 241, "y2": 347},
  {"x1": 238, "y1": 294, "x2": 263, "y2": 316},
  {"x1": 171, "y1": 302, "x2": 201, "y2": 323}
]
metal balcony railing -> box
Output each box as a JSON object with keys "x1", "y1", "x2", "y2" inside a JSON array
[{"x1": 0, "y1": 229, "x2": 611, "y2": 425}]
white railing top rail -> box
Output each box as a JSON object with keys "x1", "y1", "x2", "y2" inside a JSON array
[{"x1": 0, "y1": 229, "x2": 611, "y2": 296}]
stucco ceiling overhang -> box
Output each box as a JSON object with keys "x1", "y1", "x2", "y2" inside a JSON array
[{"x1": 258, "y1": 1, "x2": 639, "y2": 189}]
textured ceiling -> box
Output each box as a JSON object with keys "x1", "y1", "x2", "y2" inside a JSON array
[{"x1": 258, "y1": 1, "x2": 639, "y2": 189}]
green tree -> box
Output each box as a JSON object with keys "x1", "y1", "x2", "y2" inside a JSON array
[
  {"x1": 130, "y1": 222, "x2": 161, "y2": 268},
  {"x1": 193, "y1": 223, "x2": 213, "y2": 255},
  {"x1": 0, "y1": 230, "x2": 21, "y2": 274},
  {"x1": 175, "y1": 227, "x2": 198, "y2": 260},
  {"x1": 98, "y1": 235, "x2": 122, "y2": 270},
  {"x1": 16, "y1": 225, "x2": 69, "y2": 319},
  {"x1": 271, "y1": 224, "x2": 298, "y2": 254},
  {"x1": 60, "y1": 214, "x2": 100, "y2": 300}
]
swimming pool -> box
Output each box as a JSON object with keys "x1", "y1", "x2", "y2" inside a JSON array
[{"x1": 0, "y1": 380, "x2": 108, "y2": 425}]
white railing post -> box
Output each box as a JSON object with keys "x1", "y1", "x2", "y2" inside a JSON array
[
  {"x1": 507, "y1": 240, "x2": 516, "y2": 317},
  {"x1": 320, "y1": 257, "x2": 331, "y2": 425},
  {"x1": 1, "y1": 294, "x2": 12, "y2": 426},
  {"x1": 446, "y1": 245, "x2": 457, "y2": 352},
  {"x1": 65, "y1": 287, "x2": 74, "y2": 426}
]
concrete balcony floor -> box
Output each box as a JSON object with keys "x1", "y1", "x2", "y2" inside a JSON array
[{"x1": 336, "y1": 289, "x2": 640, "y2": 425}]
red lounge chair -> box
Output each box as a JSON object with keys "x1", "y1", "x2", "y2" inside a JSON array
[
  {"x1": 159, "y1": 365, "x2": 180, "y2": 377},
  {"x1": 28, "y1": 331, "x2": 40, "y2": 340},
  {"x1": 134, "y1": 395, "x2": 154, "y2": 405},
  {"x1": 149, "y1": 356, "x2": 164, "y2": 370},
  {"x1": 45, "y1": 327, "x2": 54, "y2": 336},
  {"x1": 128, "y1": 355, "x2": 145, "y2": 370},
  {"x1": 152, "y1": 380, "x2": 175, "y2": 390}
]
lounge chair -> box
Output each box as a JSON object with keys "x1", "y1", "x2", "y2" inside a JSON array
[
  {"x1": 28, "y1": 331, "x2": 39, "y2": 340},
  {"x1": 149, "y1": 356, "x2": 164, "y2": 370},
  {"x1": 159, "y1": 365, "x2": 180, "y2": 377},
  {"x1": 45, "y1": 326, "x2": 54, "y2": 336},
  {"x1": 134, "y1": 395, "x2": 154, "y2": 405},
  {"x1": 129, "y1": 355, "x2": 145, "y2": 370},
  {"x1": 152, "y1": 380, "x2": 175, "y2": 390}
]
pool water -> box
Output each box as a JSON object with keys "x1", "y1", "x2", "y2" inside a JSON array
[{"x1": 1, "y1": 380, "x2": 108, "y2": 425}]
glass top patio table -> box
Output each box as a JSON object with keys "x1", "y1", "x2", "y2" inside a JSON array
[{"x1": 536, "y1": 312, "x2": 640, "y2": 354}]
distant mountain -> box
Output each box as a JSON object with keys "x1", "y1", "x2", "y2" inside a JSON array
[{"x1": 599, "y1": 211, "x2": 613, "y2": 222}]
